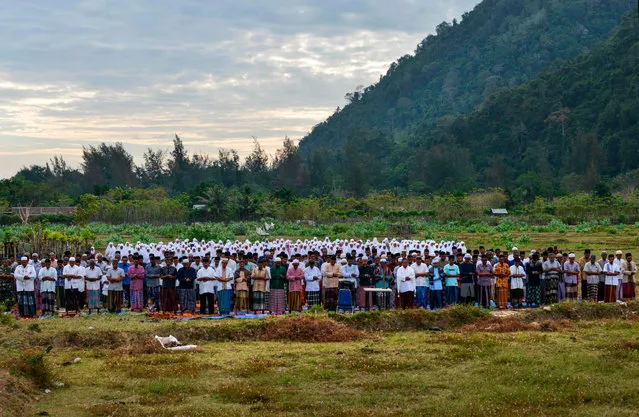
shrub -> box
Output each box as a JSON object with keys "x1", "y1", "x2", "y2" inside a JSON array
[{"x1": 13, "y1": 346, "x2": 53, "y2": 388}]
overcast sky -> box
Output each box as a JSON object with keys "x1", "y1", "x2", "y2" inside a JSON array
[{"x1": 0, "y1": 0, "x2": 480, "y2": 178}]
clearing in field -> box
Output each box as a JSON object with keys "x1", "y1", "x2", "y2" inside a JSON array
[{"x1": 2, "y1": 303, "x2": 639, "y2": 417}]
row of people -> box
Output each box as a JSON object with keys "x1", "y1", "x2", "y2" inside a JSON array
[{"x1": 0, "y1": 246, "x2": 636, "y2": 317}]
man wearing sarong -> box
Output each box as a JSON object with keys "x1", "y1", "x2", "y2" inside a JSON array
[
  {"x1": 621, "y1": 253, "x2": 637, "y2": 301},
  {"x1": 411, "y1": 256, "x2": 429, "y2": 309},
  {"x1": 357, "y1": 257, "x2": 375, "y2": 311},
  {"x1": 63, "y1": 257, "x2": 84, "y2": 315},
  {"x1": 578, "y1": 250, "x2": 590, "y2": 302},
  {"x1": 322, "y1": 256, "x2": 342, "y2": 311},
  {"x1": 476, "y1": 255, "x2": 493, "y2": 308},
  {"x1": 177, "y1": 259, "x2": 196, "y2": 314},
  {"x1": 509, "y1": 257, "x2": 525, "y2": 309},
  {"x1": 269, "y1": 257, "x2": 287, "y2": 314},
  {"x1": 603, "y1": 254, "x2": 620, "y2": 303},
  {"x1": 127, "y1": 256, "x2": 145, "y2": 312},
  {"x1": 249, "y1": 259, "x2": 268, "y2": 312},
  {"x1": 145, "y1": 256, "x2": 162, "y2": 312},
  {"x1": 30, "y1": 253, "x2": 42, "y2": 312},
  {"x1": 118, "y1": 256, "x2": 131, "y2": 308},
  {"x1": 0, "y1": 258, "x2": 14, "y2": 311},
  {"x1": 615, "y1": 250, "x2": 624, "y2": 301},
  {"x1": 84, "y1": 259, "x2": 102, "y2": 314},
  {"x1": 543, "y1": 252, "x2": 561, "y2": 305},
  {"x1": 105, "y1": 260, "x2": 125, "y2": 313},
  {"x1": 444, "y1": 255, "x2": 460, "y2": 306},
  {"x1": 563, "y1": 253, "x2": 580, "y2": 301},
  {"x1": 233, "y1": 259, "x2": 249, "y2": 313},
  {"x1": 14, "y1": 257, "x2": 36, "y2": 317},
  {"x1": 428, "y1": 258, "x2": 444, "y2": 310},
  {"x1": 374, "y1": 258, "x2": 392, "y2": 309},
  {"x1": 493, "y1": 255, "x2": 510, "y2": 309},
  {"x1": 526, "y1": 253, "x2": 543, "y2": 307},
  {"x1": 459, "y1": 254, "x2": 476, "y2": 305},
  {"x1": 216, "y1": 258, "x2": 234, "y2": 315},
  {"x1": 159, "y1": 257, "x2": 178, "y2": 313},
  {"x1": 584, "y1": 254, "x2": 602, "y2": 302},
  {"x1": 287, "y1": 259, "x2": 304, "y2": 312},
  {"x1": 597, "y1": 251, "x2": 608, "y2": 302},
  {"x1": 304, "y1": 259, "x2": 322, "y2": 308}
]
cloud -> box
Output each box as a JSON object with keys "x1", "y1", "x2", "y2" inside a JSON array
[{"x1": 0, "y1": 0, "x2": 480, "y2": 178}]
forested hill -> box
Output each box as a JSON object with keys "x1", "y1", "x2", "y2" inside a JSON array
[
  {"x1": 298, "y1": 0, "x2": 635, "y2": 154},
  {"x1": 403, "y1": 14, "x2": 639, "y2": 198}
]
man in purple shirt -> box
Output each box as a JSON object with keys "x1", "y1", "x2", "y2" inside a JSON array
[
  {"x1": 476, "y1": 255, "x2": 493, "y2": 308},
  {"x1": 127, "y1": 256, "x2": 146, "y2": 311},
  {"x1": 563, "y1": 253, "x2": 581, "y2": 301}
]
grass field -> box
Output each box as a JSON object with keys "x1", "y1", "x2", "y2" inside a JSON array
[{"x1": 3, "y1": 303, "x2": 639, "y2": 417}]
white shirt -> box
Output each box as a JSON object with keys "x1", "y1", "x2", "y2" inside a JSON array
[
  {"x1": 63, "y1": 264, "x2": 85, "y2": 291},
  {"x1": 604, "y1": 262, "x2": 621, "y2": 286},
  {"x1": 509, "y1": 265, "x2": 526, "y2": 290},
  {"x1": 14, "y1": 264, "x2": 37, "y2": 292},
  {"x1": 38, "y1": 266, "x2": 58, "y2": 293},
  {"x1": 84, "y1": 266, "x2": 103, "y2": 291},
  {"x1": 396, "y1": 265, "x2": 416, "y2": 293},
  {"x1": 101, "y1": 276, "x2": 110, "y2": 296},
  {"x1": 197, "y1": 266, "x2": 218, "y2": 294},
  {"x1": 215, "y1": 266, "x2": 234, "y2": 290},
  {"x1": 304, "y1": 266, "x2": 322, "y2": 292},
  {"x1": 411, "y1": 262, "x2": 429, "y2": 287}
]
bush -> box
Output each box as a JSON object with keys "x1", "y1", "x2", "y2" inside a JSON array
[{"x1": 13, "y1": 346, "x2": 53, "y2": 388}]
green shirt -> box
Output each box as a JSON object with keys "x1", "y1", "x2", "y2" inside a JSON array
[{"x1": 269, "y1": 265, "x2": 287, "y2": 290}]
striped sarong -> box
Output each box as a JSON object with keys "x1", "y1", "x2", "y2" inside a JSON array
[
  {"x1": 587, "y1": 283, "x2": 599, "y2": 302},
  {"x1": 264, "y1": 291, "x2": 270, "y2": 311},
  {"x1": 41, "y1": 291, "x2": 56, "y2": 312},
  {"x1": 17, "y1": 291, "x2": 36, "y2": 317},
  {"x1": 86, "y1": 289, "x2": 101, "y2": 309},
  {"x1": 306, "y1": 291, "x2": 321, "y2": 307},
  {"x1": 178, "y1": 288, "x2": 195, "y2": 312},
  {"x1": 217, "y1": 289, "x2": 232, "y2": 315},
  {"x1": 269, "y1": 289, "x2": 285, "y2": 314},
  {"x1": 251, "y1": 290, "x2": 264, "y2": 311},
  {"x1": 565, "y1": 283, "x2": 578, "y2": 300}
]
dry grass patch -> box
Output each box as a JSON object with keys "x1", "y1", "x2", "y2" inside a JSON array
[{"x1": 261, "y1": 315, "x2": 365, "y2": 342}]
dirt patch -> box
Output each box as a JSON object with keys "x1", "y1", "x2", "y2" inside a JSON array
[
  {"x1": 459, "y1": 316, "x2": 572, "y2": 333},
  {"x1": 261, "y1": 316, "x2": 365, "y2": 342}
]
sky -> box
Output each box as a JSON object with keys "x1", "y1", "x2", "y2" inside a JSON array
[{"x1": 0, "y1": 0, "x2": 480, "y2": 178}]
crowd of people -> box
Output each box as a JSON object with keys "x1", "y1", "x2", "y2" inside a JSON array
[{"x1": 0, "y1": 237, "x2": 637, "y2": 318}]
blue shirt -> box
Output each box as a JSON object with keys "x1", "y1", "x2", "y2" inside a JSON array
[{"x1": 119, "y1": 262, "x2": 131, "y2": 285}]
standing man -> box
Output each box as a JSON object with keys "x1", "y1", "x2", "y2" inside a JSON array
[
  {"x1": 63, "y1": 257, "x2": 84, "y2": 316},
  {"x1": 603, "y1": 254, "x2": 620, "y2": 303},
  {"x1": 578, "y1": 249, "x2": 590, "y2": 301},
  {"x1": 543, "y1": 252, "x2": 562, "y2": 305},
  {"x1": 55, "y1": 258, "x2": 67, "y2": 311},
  {"x1": 493, "y1": 255, "x2": 510, "y2": 309},
  {"x1": 14, "y1": 257, "x2": 37, "y2": 317},
  {"x1": 106, "y1": 259, "x2": 125, "y2": 313},
  {"x1": 509, "y1": 257, "x2": 526, "y2": 309},
  {"x1": 444, "y1": 255, "x2": 461, "y2": 306},
  {"x1": 176, "y1": 259, "x2": 197, "y2": 314},
  {"x1": 127, "y1": 256, "x2": 146, "y2": 312},
  {"x1": 621, "y1": 253, "x2": 637, "y2": 301},
  {"x1": 159, "y1": 257, "x2": 178, "y2": 313},
  {"x1": 286, "y1": 259, "x2": 304, "y2": 312},
  {"x1": 269, "y1": 257, "x2": 287, "y2": 314},
  {"x1": 118, "y1": 256, "x2": 131, "y2": 308},
  {"x1": 597, "y1": 251, "x2": 608, "y2": 302},
  {"x1": 145, "y1": 256, "x2": 162, "y2": 312},
  {"x1": 250, "y1": 259, "x2": 270, "y2": 313},
  {"x1": 215, "y1": 258, "x2": 234, "y2": 315},
  {"x1": 197, "y1": 258, "x2": 217, "y2": 315},
  {"x1": 322, "y1": 256, "x2": 342, "y2": 311},
  {"x1": 411, "y1": 256, "x2": 429, "y2": 309},
  {"x1": 357, "y1": 257, "x2": 375, "y2": 311},
  {"x1": 459, "y1": 254, "x2": 476, "y2": 305},
  {"x1": 563, "y1": 253, "x2": 580, "y2": 301},
  {"x1": 476, "y1": 255, "x2": 493, "y2": 309},
  {"x1": 84, "y1": 259, "x2": 103, "y2": 314},
  {"x1": 584, "y1": 254, "x2": 602, "y2": 302},
  {"x1": 304, "y1": 259, "x2": 322, "y2": 308},
  {"x1": 396, "y1": 258, "x2": 416, "y2": 309},
  {"x1": 615, "y1": 251, "x2": 624, "y2": 301}
]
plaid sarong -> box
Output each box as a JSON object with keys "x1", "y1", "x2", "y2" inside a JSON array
[
  {"x1": 587, "y1": 283, "x2": 599, "y2": 302},
  {"x1": 565, "y1": 283, "x2": 578, "y2": 300},
  {"x1": 251, "y1": 290, "x2": 264, "y2": 311},
  {"x1": 306, "y1": 291, "x2": 321, "y2": 307},
  {"x1": 17, "y1": 291, "x2": 36, "y2": 317},
  {"x1": 269, "y1": 289, "x2": 285, "y2": 314},
  {"x1": 86, "y1": 289, "x2": 101, "y2": 309},
  {"x1": 41, "y1": 291, "x2": 56, "y2": 312},
  {"x1": 130, "y1": 290, "x2": 144, "y2": 311},
  {"x1": 108, "y1": 291, "x2": 123, "y2": 313},
  {"x1": 178, "y1": 288, "x2": 195, "y2": 312}
]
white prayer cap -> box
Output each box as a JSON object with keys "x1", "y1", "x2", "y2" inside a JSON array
[
  {"x1": 69, "y1": 257, "x2": 76, "y2": 262},
  {"x1": 182, "y1": 259, "x2": 190, "y2": 264},
  {"x1": 568, "y1": 253, "x2": 576, "y2": 258},
  {"x1": 20, "y1": 256, "x2": 28, "y2": 261},
  {"x1": 340, "y1": 259, "x2": 347, "y2": 264},
  {"x1": 432, "y1": 257, "x2": 441, "y2": 263},
  {"x1": 31, "y1": 253, "x2": 38, "y2": 257},
  {"x1": 464, "y1": 254, "x2": 472, "y2": 259},
  {"x1": 616, "y1": 250, "x2": 623, "y2": 255},
  {"x1": 511, "y1": 247, "x2": 518, "y2": 251},
  {"x1": 274, "y1": 257, "x2": 281, "y2": 262},
  {"x1": 292, "y1": 259, "x2": 299, "y2": 264},
  {"x1": 221, "y1": 258, "x2": 229, "y2": 262}
]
